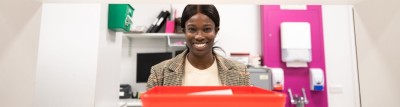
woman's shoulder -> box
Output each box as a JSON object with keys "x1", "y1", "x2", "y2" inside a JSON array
[
  {"x1": 151, "y1": 52, "x2": 186, "y2": 71},
  {"x1": 151, "y1": 59, "x2": 172, "y2": 70}
]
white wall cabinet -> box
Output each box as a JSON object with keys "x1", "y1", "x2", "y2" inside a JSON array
[{"x1": 35, "y1": 3, "x2": 121, "y2": 107}]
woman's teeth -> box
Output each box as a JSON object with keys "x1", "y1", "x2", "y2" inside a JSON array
[{"x1": 194, "y1": 43, "x2": 206, "y2": 48}]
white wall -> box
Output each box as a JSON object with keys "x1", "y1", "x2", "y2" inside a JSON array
[
  {"x1": 354, "y1": 0, "x2": 400, "y2": 107},
  {"x1": 94, "y1": 4, "x2": 122, "y2": 107},
  {"x1": 35, "y1": 3, "x2": 121, "y2": 107},
  {"x1": 34, "y1": 4, "x2": 101, "y2": 107},
  {"x1": 323, "y1": 5, "x2": 360, "y2": 107},
  {"x1": 216, "y1": 5, "x2": 261, "y2": 56},
  {"x1": 0, "y1": 0, "x2": 42, "y2": 107}
]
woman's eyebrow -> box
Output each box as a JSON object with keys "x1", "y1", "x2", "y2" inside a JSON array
[
  {"x1": 203, "y1": 23, "x2": 211, "y2": 25},
  {"x1": 186, "y1": 24, "x2": 196, "y2": 27}
]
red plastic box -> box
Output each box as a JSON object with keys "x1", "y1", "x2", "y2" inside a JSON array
[{"x1": 140, "y1": 86, "x2": 286, "y2": 107}]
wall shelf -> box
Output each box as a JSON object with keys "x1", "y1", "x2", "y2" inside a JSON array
[
  {"x1": 123, "y1": 33, "x2": 186, "y2": 47},
  {"x1": 123, "y1": 33, "x2": 185, "y2": 39},
  {"x1": 122, "y1": 33, "x2": 187, "y2": 56}
]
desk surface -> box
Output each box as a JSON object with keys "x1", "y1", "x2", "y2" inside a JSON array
[{"x1": 119, "y1": 98, "x2": 142, "y2": 107}]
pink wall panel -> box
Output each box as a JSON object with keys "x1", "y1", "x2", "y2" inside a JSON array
[{"x1": 261, "y1": 5, "x2": 328, "y2": 107}]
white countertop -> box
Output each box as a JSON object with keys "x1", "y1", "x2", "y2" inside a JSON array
[{"x1": 119, "y1": 98, "x2": 142, "y2": 107}]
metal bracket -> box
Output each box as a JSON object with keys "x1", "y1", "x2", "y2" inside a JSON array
[{"x1": 288, "y1": 88, "x2": 309, "y2": 107}]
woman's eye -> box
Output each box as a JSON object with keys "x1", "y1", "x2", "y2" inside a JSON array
[
  {"x1": 188, "y1": 28, "x2": 196, "y2": 33},
  {"x1": 204, "y1": 28, "x2": 212, "y2": 32}
]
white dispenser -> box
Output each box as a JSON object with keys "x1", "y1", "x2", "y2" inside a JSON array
[
  {"x1": 310, "y1": 68, "x2": 324, "y2": 91},
  {"x1": 270, "y1": 68, "x2": 284, "y2": 91},
  {"x1": 280, "y1": 22, "x2": 312, "y2": 67}
]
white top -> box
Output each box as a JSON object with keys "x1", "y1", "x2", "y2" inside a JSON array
[{"x1": 183, "y1": 56, "x2": 221, "y2": 86}]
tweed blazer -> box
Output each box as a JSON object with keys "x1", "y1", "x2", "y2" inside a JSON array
[{"x1": 146, "y1": 50, "x2": 250, "y2": 90}]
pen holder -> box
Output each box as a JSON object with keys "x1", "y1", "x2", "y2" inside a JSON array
[{"x1": 166, "y1": 20, "x2": 175, "y2": 33}]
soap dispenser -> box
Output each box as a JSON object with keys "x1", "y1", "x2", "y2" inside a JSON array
[
  {"x1": 310, "y1": 68, "x2": 324, "y2": 91},
  {"x1": 271, "y1": 68, "x2": 284, "y2": 91}
]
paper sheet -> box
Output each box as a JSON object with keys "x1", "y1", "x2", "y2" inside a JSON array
[
  {"x1": 187, "y1": 89, "x2": 233, "y2": 95},
  {"x1": 286, "y1": 61, "x2": 308, "y2": 67}
]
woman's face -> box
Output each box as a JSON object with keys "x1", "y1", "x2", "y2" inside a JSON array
[{"x1": 185, "y1": 13, "x2": 218, "y2": 57}]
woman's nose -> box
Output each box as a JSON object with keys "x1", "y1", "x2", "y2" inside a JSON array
[{"x1": 194, "y1": 31, "x2": 205, "y2": 40}]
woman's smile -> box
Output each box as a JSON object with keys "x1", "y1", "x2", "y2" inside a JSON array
[{"x1": 193, "y1": 42, "x2": 208, "y2": 50}]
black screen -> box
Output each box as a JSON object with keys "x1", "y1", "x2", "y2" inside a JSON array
[
  {"x1": 136, "y1": 52, "x2": 172, "y2": 83},
  {"x1": 174, "y1": 50, "x2": 185, "y2": 56}
]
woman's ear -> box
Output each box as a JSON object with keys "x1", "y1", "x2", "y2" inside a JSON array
[{"x1": 215, "y1": 27, "x2": 220, "y2": 34}]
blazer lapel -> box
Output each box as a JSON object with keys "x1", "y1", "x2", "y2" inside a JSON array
[
  {"x1": 163, "y1": 50, "x2": 187, "y2": 86},
  {"x1": 215, "y1": 54, "x2": 238, "y2": 86},
  {"x1": 163, "y1": 69, "x2": 183, "y2": 86}
]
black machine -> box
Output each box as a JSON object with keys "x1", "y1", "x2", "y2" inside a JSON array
[{"x1": 119, "y1": 84, "x2": 133, "y2": 99}]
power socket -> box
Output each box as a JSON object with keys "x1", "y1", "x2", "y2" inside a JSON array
[{"x1": 329, "y1": 85, "x2": 343, "y2": 94}]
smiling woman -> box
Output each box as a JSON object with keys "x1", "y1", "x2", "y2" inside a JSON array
[
  {"x1": 182, "y1": 5, "x2": 219, "y2": 70},
  {"x1": 146, "y1": 4, "x2": 250, "y2": 90}
]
